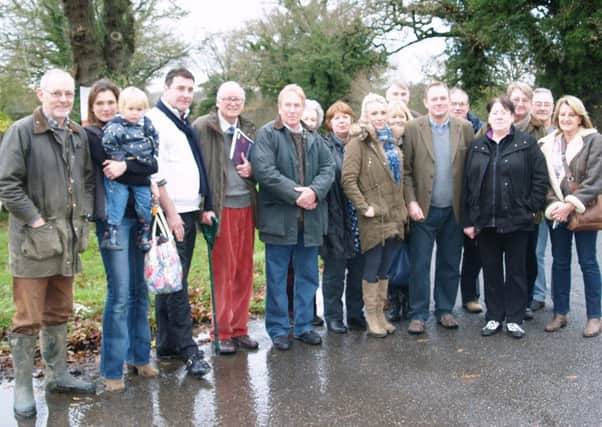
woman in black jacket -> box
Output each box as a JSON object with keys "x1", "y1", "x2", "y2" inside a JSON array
[{"x1": 462, "y1": 96, "x2": 548, "y2": 339}]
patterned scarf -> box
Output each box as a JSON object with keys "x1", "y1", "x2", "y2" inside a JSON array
[{"x1": 376, "y1": 127, "x2": 401, "y2": 184}]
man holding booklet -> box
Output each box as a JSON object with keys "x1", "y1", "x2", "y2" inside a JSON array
[{"x1": 193, "y1": 81, "x2": 258, "y2": 354}]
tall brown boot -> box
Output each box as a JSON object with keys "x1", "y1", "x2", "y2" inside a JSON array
[
  {"x1": 362, "y1": 281, "x2": 386, "y2": 338},
  {"x1": 378, "y1": 279, "x2": 396, "y2": 334}
]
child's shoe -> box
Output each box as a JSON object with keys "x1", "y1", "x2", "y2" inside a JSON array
[
  {"x1": 137, "y1": 222, "x2": 152, "y2": 252},
  {"x1": 100, "y1": 224, "x2": 123, "y2": 250}
]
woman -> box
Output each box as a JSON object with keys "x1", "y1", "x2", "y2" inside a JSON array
[
  {"x1": 386, "y1": 101, "x2": 413, "y2": 133},
  {"x1": 320, "y1": 101, "x2": 366, "y2": 333},
  {"x1": 342, "y1": 93, "x2": 407, "y2": 337},
  {"x1": 462, "y1": 96, "x2": 548, "y2": 339},
  {"x1": 540, "y1": 95, "x2": 602, "y2": 337},
  {"x1": 85, "y1": 79, "x2": 158, "y2": 391}
]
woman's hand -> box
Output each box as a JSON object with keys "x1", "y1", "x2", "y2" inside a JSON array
[
  {"x1": 464, "y1": 226, "x2": 477, "y2": 239},
  {"x1": 102, "y1": 160, "x2": 127, "y2": 180},
  {"x1": 364, "y1": 206, "x2": 375, "y2": 217},
  {"x1": 551, "y1": 202, "x2": 575, "y2": 223}
]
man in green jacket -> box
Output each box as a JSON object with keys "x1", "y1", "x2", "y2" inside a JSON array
[
  {"x1": 0, "y1": 69, "x2": 96, "y2": 419},
  {"x1": 193, "y1": 81, "x2": 258, "y2": 354},
  {"x1": 250, "y1": 84, "x2": 334, "y2": 351}
]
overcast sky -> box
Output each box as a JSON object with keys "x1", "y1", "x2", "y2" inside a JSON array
[{"x1": 170, "y1": 0, "x2": 445, "y2": 85}]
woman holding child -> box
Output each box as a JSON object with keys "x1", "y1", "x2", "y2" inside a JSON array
[{"x1": 85, "y1": 80, "x2": 158, "y2": 391}]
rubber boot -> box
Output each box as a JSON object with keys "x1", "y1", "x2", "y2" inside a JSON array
[
  {"x1": 378, "y1": 279, "x2": 396, "y2": 333},
  {"x1": 40, "y1": 324, "x2": 96, "y2": 394},
  {"x1": 101, "y1": 224, "x2": 123, "y2": 251},
  {"x1": 362, "y1": 281, "x2": 386, "y2": 338},
  {"x1": 8, "y1": 333, "x2": 37, "y2": 419}
]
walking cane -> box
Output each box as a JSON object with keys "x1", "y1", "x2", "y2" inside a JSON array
[{"x1": 200, "y1": 216, "x2": 221, "y2": 354}]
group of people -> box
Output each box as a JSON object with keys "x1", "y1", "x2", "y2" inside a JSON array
[{"x1": 1, "y1": 66, "x2": 601, "y2": 420}]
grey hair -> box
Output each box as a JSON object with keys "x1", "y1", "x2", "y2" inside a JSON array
[
  {"x1": 216, "y1": 81, "x2": 245, "y2": 103},
  {"x1": 304, "y1": 99, "x2": 324, "y2": 128},
  {"x1": 39, "y1": 69, "x2": 74, "y2": 90},
  {"x1": 533, "y1": 87, "x2": 554, "y2": 99}
]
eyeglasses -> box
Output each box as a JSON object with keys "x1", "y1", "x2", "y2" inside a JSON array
[
  {"x1": 219, "y1": 96, "x2": 244, "y2": 104},
  {"x1": 46, "y1": 90, "x2": 75, "y2": 99},
  {"x1": 450, "y1": 102, "x2": 467, "y2": 107},
  {"x1": 533, "y1": 102, "x2": 553, "y2": 107}
]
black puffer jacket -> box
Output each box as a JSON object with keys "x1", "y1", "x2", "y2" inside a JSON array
[{"x1": 461, "y1": 126, "x2": 548, "y2": 233}]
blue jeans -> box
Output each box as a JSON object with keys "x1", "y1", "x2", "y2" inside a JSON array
[
  {"x1": 321, "y1": 254, "x2": 364, "y2": 323},
  {"x1": 533, "y1": 221, "x2": 549, "y2": 302},
  {"x1": 548, "y1": 222, "x2": 602, "y2": 318},
  {"x1": 104, "y1": 178, "x2": 152, "y2": 225},
  {"x1": 409, "y1": 206, "x2": 463, "y2": 321},
  {"x1": 265, "y1": 234, "x2": 319, "y2": 339},
  {"x1": 97, "y1": 219, "x2": 151, "y2": 380}
]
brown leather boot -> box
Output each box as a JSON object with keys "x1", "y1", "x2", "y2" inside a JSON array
[
  {"x1": 362, "y1": 281, "x2": 386, "y2": 338},
  {"x1": 128, "y1": 364, "x2": 159, "y2": 377},
  {"x1": 377, "y1": 279, "x2": 396, "y2": 334},
  {"x1": 544, "y1": 314, "x2": 568, "y2": 332},
  {"x1": 583, "y1": 318, "x2": 601, "y2": 338}
]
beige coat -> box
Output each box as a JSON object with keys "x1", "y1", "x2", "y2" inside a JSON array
[
  {"x1": 402, "y1": 115, "x2": 474, "y2": 223},
  {"x1": 342, "y1": 124, "x2": 407, "y2": 253}
]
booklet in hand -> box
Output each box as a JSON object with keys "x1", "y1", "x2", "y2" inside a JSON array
[{"x1": 229, "y1": 128, "x2": 254, "y2": 166}]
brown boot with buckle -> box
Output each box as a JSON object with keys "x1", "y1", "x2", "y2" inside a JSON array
[
  {"x1": 544, "y1": 314, "x2": 568, "y2": 332},
  {"x1": 583, "y1": 318, "x2": 601, "y2": 338}
]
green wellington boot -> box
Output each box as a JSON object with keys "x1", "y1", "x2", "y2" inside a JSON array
[
  {"x1": 9, "y1": 333, "x2": 37, "y2": 419},
  {"x1": 40, "y1": 324, "x2": 96, "y2": 394}
]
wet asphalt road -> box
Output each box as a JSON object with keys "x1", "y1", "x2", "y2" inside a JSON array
[{"x1": 1, "y1": 242, "x2": 602, "y2": 426}]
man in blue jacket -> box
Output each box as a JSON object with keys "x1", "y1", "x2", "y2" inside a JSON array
[{"x1": 250, "y1": 84, "x2": 334, "y2": 351}]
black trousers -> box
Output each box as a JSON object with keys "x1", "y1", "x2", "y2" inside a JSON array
[
  {"x1": 478, "y1": 228, "x2": 528, "y2": 323},
  {"x1": 155, "y1": 211, "x2": 200, "y2": 360},
  {"x1": 363, "y1": 238, "x2": 401, "y2": 283},
  {"x1": 460, "y1": 236, "x2": 482, "y2": 304},
  {"x1": 525, "y1": 227, "x2": 539, "y2": 305}
]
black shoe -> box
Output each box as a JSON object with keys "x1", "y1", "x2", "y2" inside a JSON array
[
  {"x1": 480, "y1": 320, "x2": 502, "y2": 337},
  {"x1": 347, "y1": 317, "x2": 367, "y2": 331},
  {"x1": 312, "y1": 315, "x2": 324, "y2": 327},
  {"x1": 530, "y1": 299, "x2": 545, "y2": 311},
  {"x1": 524, "y1": 307, "x2": 534, "y2": 321},
  {"x1": 294, "y1": 330, "x2": 322, "y2": 345},
  {"x1": 272, "y1": 335, "x2": 291, "y2": 351},
  {"x1": 185, "y1": 353, "x2": 211, "y2": 377},
  {"x1": 101, "y1": 224, "x2": 123, "y2": 250},
  {"x1": 326, "y1": 319, "x2": 348, "y2": 334},
  {"x1": 218, "y1": 339, "x2": 236, "y2": 355},
  {"x1": 505, "y1": 322, "x2": 526, "y2": 339},
  {"x1": 232, "y1": 335, "x2": 259, "y2": 350},
  {"x1": 385, "y1": 298, "x2": 402, "y2": 323}
]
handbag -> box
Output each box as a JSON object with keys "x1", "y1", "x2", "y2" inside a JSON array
[
  {"x1": 560, "y1": 138, "x2": 602, "y2": 231},
  {"x1": 388, "y1": 239, "x2": 410, "y2": 287},
  {"x1": 144, "y1": 206, "x2": 183, "y2": 294}
]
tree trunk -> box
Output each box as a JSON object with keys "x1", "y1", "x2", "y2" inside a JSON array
[
  {"x1": 103, "y1": 0, "x2": 135, "y2": 77},
  {"x1": 61, "y1": 0, "x2": 104, "y2": 86}
]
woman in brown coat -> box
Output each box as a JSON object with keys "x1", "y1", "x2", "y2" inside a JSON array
[{"x1": 342, "y1": 93, "x2": 408, "y2": 337}]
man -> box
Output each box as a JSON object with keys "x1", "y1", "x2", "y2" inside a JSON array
[
  {"x1": 385, "y1": 80, "x2": 422, "y2": 118},
  {"x1": 449, "y1": 87, "x2": 484, "y2": 133},
  {"x1": 146, "y1": 67, "x2": 212, "y2": 376},
  {"x1": 506, "y1": 82, "x2": 547, "y2": 320},
  {"x1": 250, "y1": 84, "x2": 334, "y2": 351},
  {"x1": 449, "y1": 87, "x2": 484, "y2": 314},
  {"x1": 0, "y1": 69, "x2": 95, "y2": 419},
  {"x1": 531, "y1": 87, "x2": 555, "y2": 311},
  {"x1": 403, "y1": 81, "x2": 474, "y2": 335},
  {"x1": 192, "y1": 81, "x2": 258, "y2": 354}
]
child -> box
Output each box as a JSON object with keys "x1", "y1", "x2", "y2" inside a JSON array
[{"x1": 101, "y1": 86, "x2": 159, "y2": 251}]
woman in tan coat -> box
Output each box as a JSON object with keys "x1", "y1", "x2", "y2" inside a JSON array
[{"x1": 342, "y1": 93, "x2": 408, "y2": 337}]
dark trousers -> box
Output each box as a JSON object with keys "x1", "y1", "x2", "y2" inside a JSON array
[
  {"x1": 363, "y1": 238, "x2": 401, "y2": 282},
  {"x1": 525, "y1": 227, "x2": 539, "y2": 305},
  {"x1": 460, "y1": 236, "x2": 481, "y2": 304},
  {"x1": 155, "y1": 211, "x2": 199, "y2": 360},
  {"x1": 321, "y1": 254, "x2": 365, "y2": 323},
  {"x1": 478, "y1": 228, "x2": 528, "y2": 323}
]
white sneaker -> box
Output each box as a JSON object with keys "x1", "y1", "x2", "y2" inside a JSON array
[
  {"x1": 480, "y1": 320, "x2": 501, "y2": 336},
  {"x1": 505, "y1": 322, "x2": 526, "y2": 339}
]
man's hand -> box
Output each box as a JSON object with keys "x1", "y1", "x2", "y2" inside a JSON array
[
  {"x1": 30, "y1": 217, "x2": 46, "y2": 228},
  {"x1": 166, "y1": 212, "x2": 185, "y2": 242},
  {"x1": 464, "y1": 226, "x2": 477, "y2": 239},
  {"x1": 364, "y1": 206, "x2": 375, "y2": 218},
  {"x1": 295, "y1": 186, "x2": 317, "y2": 210},
  {"x1": 102, "y1": 160, "x2": 127, "y2": 180},
  {"x1": 236, "y1": 152, "x2": 252, "y2": 178},
  {"x1": 200, "y1": 210, "x2": 216, "y2": 225},
  {"x1": 408, "y1": 201, "x2": 425, "y2": 221}
]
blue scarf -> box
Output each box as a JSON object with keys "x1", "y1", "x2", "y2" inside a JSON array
[
  {"x1": 376, "y1": 127, "x2": 401, "y2": 184},
  {"x1": 155, "y1": 100, "x2": 213, "y2": 210}
]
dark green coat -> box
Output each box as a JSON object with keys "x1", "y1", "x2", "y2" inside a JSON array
[
  {"x1": 342, "y1": 124, "x2": 407, "y2": 252},
  {"x1": 0, "y1": 108, "x2": 94, "y2": 277},
  {"x1": 250, "y1": 117, "x2": 334, "y2": 246}
]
